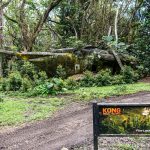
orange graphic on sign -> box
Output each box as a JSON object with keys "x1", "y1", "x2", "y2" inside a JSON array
[{"x1": 101, "y1": 108, "x2": 121, "y2": 115}]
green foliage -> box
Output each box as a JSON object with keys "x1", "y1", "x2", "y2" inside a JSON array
[
  {"x1": 56, "y1": 65, "x2": 66, "y2": 79},
  {"x1": 0, "y1": 61, "x2": 48, "y2": 92},
  {"x1": 0, "y1": 59, "x2": 140, "y2": 96},
  {"x1": 113, "y1": 85, "x2": 127, "y2": 94},
  {"x1": 68, "y1": 83, "x2": 150, "y2": 101},
  {"x1": 66, "y1": 36, "x2": 85, "y2": 49},
  {"x1": 30, "y1": 78, "x2": 67, "y2": 96},
  {"x1": 121, "y1": 66, "x2": 139, "y2": 84},
  {"x1": 0, "y1": 96, "x2": 4, "y2": 103},
  {"x1": 132, "y1": 8, "x2": 150, "y2": 75},
  {"x1": 34, "y1": 71, "x2": 48, "y2": 86},
  {"x1": 112, "y1": 75, "x2": 125, "y2": 85},
  {"x1": 80, "y1": 67, "x2": 139, "y2": 87},
  {"x1": 65, "y1": 78, "x2": 79, "y2": 90},
  {"x1": 96, "y1": 69, "x2": 112, "y2": 86},
  {"x1": 80, "y1": 71, "x2": 96, "y2": 87},
  {"x1": 0, "y1": 61, "x2": 70, "y2": 95},
  {"x1": 102, "y1": 35, "x2": 130, "y2": 52},
  {"x1": 0, "y1": 71, "x2": 33, "y2": 92},
  {"x1": 1, "y1": 71, "x2": 22, "y2": 91},
  {"x1": 21, "y1": 77, "x2": 33, "y2": 92}
]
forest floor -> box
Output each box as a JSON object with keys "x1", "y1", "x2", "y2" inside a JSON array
[{"x1": 0, "y1": 91, "x2": 150, "y2": 150}]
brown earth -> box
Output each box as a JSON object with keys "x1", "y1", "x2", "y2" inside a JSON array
[
  {"x1": 139, "y1": 76, "x2": 150, "y2": 83},
  {"x1": 0, "y1": 92, "x2": 150, "y2": 150}
]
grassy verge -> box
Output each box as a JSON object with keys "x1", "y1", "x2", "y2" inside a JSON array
[
  {"x1": 0, "y1": 82, "x2": 150, "y2": 127},
  {"x1": 70, "y1": 82, "x2": 150, "y2": 101},
  {"x1": 0, "y1": 97, "x2": 65, "y2": 126}
]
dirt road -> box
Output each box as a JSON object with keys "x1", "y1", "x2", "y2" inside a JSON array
[{"x1": 0, "y1": 92, "x2": 150, "y2": 150}]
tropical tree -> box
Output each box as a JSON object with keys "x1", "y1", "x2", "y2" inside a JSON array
[{"x1": 4, "y1": 0, "x2": 62, "y2": 52}]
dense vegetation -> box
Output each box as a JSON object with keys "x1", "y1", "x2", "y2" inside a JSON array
[
  {"x1": 0, "y1": 0, "x2": 149, "y2": 95},
  {"x1": 0, "y1": 60, "x2": 140, "y2": 96}
]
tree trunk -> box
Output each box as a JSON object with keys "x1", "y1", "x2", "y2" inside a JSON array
[
  {"x1": 113, "y1": 6, "x2": 124, "y2": 70},
  {"x1": 0, "y1": 1, "x2": 3, "y2": 77},
  {"x1": 0, "y1": 0, "x2": 12, "y2": 76}
]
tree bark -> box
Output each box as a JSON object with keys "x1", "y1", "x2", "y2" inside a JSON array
[
  {"x1": 0, "y1": 0, "x2": 12, "y2": 77},
  {"x1": 113, "y1": 6, "x2": 124, "y2": 70},
  {"x1": 0, "y1": 1, "x2": 3, "y2": 77}
]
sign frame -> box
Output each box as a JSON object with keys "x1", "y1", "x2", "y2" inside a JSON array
[{"x1": 93, "y1": 102, "x2": 150, "y2": 150}]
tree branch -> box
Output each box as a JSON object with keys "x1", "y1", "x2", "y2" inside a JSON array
[
  {"x1": 4, "y1": 13, "x2": 18, "y2": 24},
  {"x1": 32, "y1": 0, "x2": 62, "y2": 41}
]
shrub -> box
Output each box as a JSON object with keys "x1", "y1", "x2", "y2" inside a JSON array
[
  {"x1": 30, "y1": 78, "x2": 67, "y2": 96},
  {"x1": 0, "y1": 72, "x2": 33, "y2": 92},
  {"x1": 5, "y1": 71, "x2": 22, "y2": 91},
  {"x1": 112, "y1": 75, "x2": 125, "y2": 85},
  {"x1": 56, "y1": 65, "x2": 66, "y2": 79},
  {"x1": 0, "y1": 60, "x2": 50, "y2": 92},
  {"x1": 79, "y1": 67, "x2": 139, "y2": 87},
  {"x1": 121, "y1": 66, "x2": 139, "y2": 83},
  {"x1": 30, "y1": 84, "x2": 49, "y2": 96},
  {"x1": 96, "y1": 69, "x2": 112, "y2": 86},
  {"x1": 80, "y1": 71, "x2": 95, "y2": 87},
  {"x1": 0, "y1": 78, "x2": 7, "y2": 91},
  {"x1": 21, "y1": 77, "x2": 33, "y2": 92},
  {"x1": 34, "y1": 71, "x2": 48, "y2": 86},
  {"x1": 65, "y1": 78, "x2": 79, "y2": 90}
]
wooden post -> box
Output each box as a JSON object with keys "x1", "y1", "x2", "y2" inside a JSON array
[{"x1": 93, "y1": 102, "x2": 99, "y2": 150}]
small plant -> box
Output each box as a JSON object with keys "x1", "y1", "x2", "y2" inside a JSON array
[
  {"x1": 30, "y1": 78, "x2": 67, "y2": 96},
  {"x1": 56, "y1": 65, "x2": 66, "y2": 79},
  {"x1": 121, "y1": 66, "x2": 139, "y2": 84},
  {"x1": 66, "y1": 78, "x2": 79, "y2": 90},
  {"x1": 21, "y1": 77, "x2": 33, "y2": 92},
  {"x1": 34, "y1": 71, "x2": 48, "y2": 85},
  {"x1": 112, "y1": 75, "x2": 125, "y2": 85},
  {"x1": 80, "y1": 71, "x2": 95, "y2": 87},
  {"x1": 6, "y1": 71, "x2": 22, "y2": 91},
  {"x1": 96, "y1": 69, "x2": 112, "y2": 86}
]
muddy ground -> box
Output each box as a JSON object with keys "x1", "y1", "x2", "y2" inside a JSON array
[{"x1": 0, "y1": 92, "x2": 150, "y2": 150}]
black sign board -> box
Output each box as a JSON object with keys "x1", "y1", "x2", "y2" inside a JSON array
[{"x1": 93, "y1": 102, "x2": 150, "y2": 150}]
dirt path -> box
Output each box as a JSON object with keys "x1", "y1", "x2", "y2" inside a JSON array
[{"x1": 0, "y1": 92, "x2": 150, "y2": 150}]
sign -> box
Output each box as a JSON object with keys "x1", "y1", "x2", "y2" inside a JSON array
[{"x1": 93, "y1": 103, "x2": 150, "y2": 150}]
